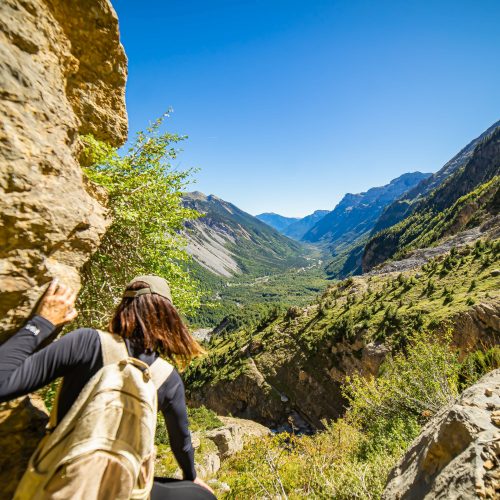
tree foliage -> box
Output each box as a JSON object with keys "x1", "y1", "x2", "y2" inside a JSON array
[{"x1": 77, "y1": 114, "x2": 202, "y2": 327}]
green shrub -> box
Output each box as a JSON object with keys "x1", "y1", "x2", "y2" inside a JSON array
[
  {"x1": 77, "y1": 114, "x2": 202, "y2": 330},
  {"x1": 217, "y1": 331, "x2": 466, "y2": 499},
  {"x1": 344, "y1": 331, "x2": 460, "y2": 428},
  {"x1": 459, "y1": 346, "x2": 500, "y2": 390}
]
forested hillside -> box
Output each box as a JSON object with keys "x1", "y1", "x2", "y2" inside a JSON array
[
  {"x1": 363, "y1": 123, "x2": 500, "y2": 270},
  {"x1": 182, "y1": 121, "x2": 500, "y2": 498}
]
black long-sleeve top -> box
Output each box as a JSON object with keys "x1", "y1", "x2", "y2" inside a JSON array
[{"x1": 0, "y1": 316, "x2": 196, "y2": 480}]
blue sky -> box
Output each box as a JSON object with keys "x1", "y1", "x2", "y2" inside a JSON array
[{"x1": 114, "y1": 0, "x2": 500, "y2": 217}]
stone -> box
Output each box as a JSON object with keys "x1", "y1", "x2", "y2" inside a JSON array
[
  {"x1": 0, "y1": 0, "x2": 127, "y2": 494},
  {"x1": 0, "y1": 0, "x2": 127, "y2": 340},
  {"x1": 203, "y1": 418, "x2": 269, "y2": 461},
  {"x1": 383, "y1": 369, "x2": 500, "y2": 499},
  {"x1": 0, "y1": 396, "x2": 49, "y2": 499},
  {"x1": 483, "y1": 460, "x2": 494, "y2": 470}
]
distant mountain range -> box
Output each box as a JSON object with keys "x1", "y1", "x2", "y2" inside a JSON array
[
  {"x1": 363, "y1": 120, "x2": 500, "y2": 271},
  {"x1": 302, "y1": 172, "x2": 431, "y2": 249},
  {"x1": 256, "y1": 210, "x2": 329, "y2": 240},
  {"x1": 256, "y1": 213, "x2": 300, "y2": 233},
  {"x1": 183, "y1": 120, "x2": 499, "y2": 284},
  {"x1": 182, "y1": 192, "x2": 308, "y2": 277}
]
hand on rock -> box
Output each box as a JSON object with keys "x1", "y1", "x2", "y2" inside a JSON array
[
  {"x1": 193, "y1": 477, "x2": 215, "y2": 495},
  {"x1": 36, "y1": 279, "x2": 78, "y2": 326}
]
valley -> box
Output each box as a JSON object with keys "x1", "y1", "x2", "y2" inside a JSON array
[
  {"x1": 1, "y1": 2, "x2": 498, "y2": 498},
  {"x1": 177, "y1": 119, "x2": 500, "y2": 497}
]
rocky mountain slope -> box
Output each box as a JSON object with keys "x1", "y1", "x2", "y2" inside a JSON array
[
  {"x1": 364, "y1": 122, "x2": 500, "y2": 271},
  {"x1": 0, "y1": 0, "x2": 127, "y2": 340},
  {"x1": 182, "y1": 191, "x2": 309, "y2": 277},
  {"x1": 0, "y1": 0, "x2": 128, "y2": 496},
  {"x1": 282, "y1": 210, "x2": 329, "y2": 240},
  {"x1": 302, "y1": 172, "x2": 430, "y2": 249},
  {"x1": 186, "y1": 238, "x2": 500, "y2": 428},
  {"x1": 373, "y1": 120, "x2": 500, "y2": 237}
]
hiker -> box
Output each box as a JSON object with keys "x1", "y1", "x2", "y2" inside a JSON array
[{"x1": 0, "y1": 276, "x2": 216, "y2": 499}]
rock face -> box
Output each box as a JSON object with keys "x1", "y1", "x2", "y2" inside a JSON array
[
  {"x1": 0, "y1": 1, "x2": 127, "y2": 496},
  {"x1": 383, "y1": 369, "x2": 500, "y2": 499},
  {"x1": 0, "y1": 395, "x2": 49, "y2": 498},
  {"x1": 0, "y1": 0, "x2": 127, "y2": 340}
]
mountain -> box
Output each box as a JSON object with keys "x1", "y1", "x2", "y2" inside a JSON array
[
  {"x1": 282, "y1": 210, "x2": 329, "y2": 240},
  {"x1": 256, "y1": 213, "x2": 300, "y2": 232},
  {"x1": 302, "y1": 172, "x2": 431, "y2": 251},
  {"x1": 182, "y1": 192, "x2": 308, "y2": 277},
  {"x1": 363, "y1": 121, "x2": 500, "y2": 271},
  {"x1": 187, "y1": 238, "x2": 500, "y2": 428},
  {"x1": 257, "y1": 210, "x2": 329, "y2": 241},
  {"x1": 371, "y1": 120, "x2": 500, "y2": 236}
]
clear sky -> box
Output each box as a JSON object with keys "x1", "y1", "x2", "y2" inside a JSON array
[{"x1": 113, "y1": 0, "x2": 500, "y2": 217}]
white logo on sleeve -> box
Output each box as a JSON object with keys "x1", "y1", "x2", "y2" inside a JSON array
[{"x1": 26, "y1": 323, "x2": 40, "y2": 336}]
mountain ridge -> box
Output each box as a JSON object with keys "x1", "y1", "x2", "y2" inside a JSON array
[
  {"x1": 182, "y1": 191, "x2": 308, "y2": 278},
  {"x1": 363, "y1": 122, "x2": 500, "y2": 271}
]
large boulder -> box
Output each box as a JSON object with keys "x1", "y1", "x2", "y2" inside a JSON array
[
  {"x1": 0, "y1": 0, "x2": 127, "y2": 340},
  {"x1": 0, "y1": 0, "x2": 127, "y2": 496},
  {"x1": 383, "y1": 369, "x2": 500, "y2": 499}
]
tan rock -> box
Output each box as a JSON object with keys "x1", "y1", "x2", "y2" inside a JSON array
[
  {"x1": 0, "y1": 0, "x2": 127, "y2": 494},
  {"x1": 204, "y1": 416, "x2": 270, "y2": 459},
  {"x1": 383, "y1": 369, "x2": 500, "y2": 499},
  {"x1": 0, "y1": 396, "x2": 49, "y2": 499},
  {"x1": 0, "y1": 0, "x2": 127, "y2": 339}
]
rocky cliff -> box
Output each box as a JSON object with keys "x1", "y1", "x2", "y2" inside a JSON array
[
  {"x1": 0, "y1": 0, "x2": 127, "y2": 340},
  {"x1": 383, "y1": 369, "x2": 500, "y2": 499},
  {"x1": 0, "y1": 1, "x2": 127, "y2": 496}
]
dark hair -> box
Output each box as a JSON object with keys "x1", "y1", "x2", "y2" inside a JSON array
[{"x1": 109, "y1": 281, "x2": 205, "y2": 370}]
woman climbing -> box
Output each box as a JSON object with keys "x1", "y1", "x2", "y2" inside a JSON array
[{"x1": 0, "y1": 276, "x2": 216, "y2": 499}]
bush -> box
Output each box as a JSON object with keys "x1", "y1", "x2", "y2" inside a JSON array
[
  {"x1": 76, "y1": 114, "x2": 202, "y2": 330},
  {"x1": 217, "y1": 331, "x2": 465, "y2": 499},
  {"x1": 344, "y1": 331, "x2": 460, "y2": 427},
  {"x1": 459, "y1": 346, "x2": 500, "y2": 390}
]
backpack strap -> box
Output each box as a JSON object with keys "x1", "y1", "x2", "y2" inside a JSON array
[
  {"x1": 99, "y1": 329, "x2": 173, "y2": 389},
  {"x1": 48, "y1": 330, "x2": 127, "y2": 432},
  {"x1": 149, "y1": 357, "x2": 174, "y2": 390},
  {"x1": 98, "y1": 330, "x2": 129, "y2": 365}
]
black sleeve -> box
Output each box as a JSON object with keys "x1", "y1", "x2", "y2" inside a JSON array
[
  {"x1": 0, "y1": 320, "x2": 99, "y2": 403},
  {"x1": 0, "y1": 315, "x2": 56, "y2": 383},
  {"x1": 159, "y1": 370, "x2": 197, "y2": 480}
]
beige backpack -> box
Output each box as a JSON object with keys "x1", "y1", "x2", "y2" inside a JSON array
[{"x1": 14, "y1": 331, "x2": 173, "y2": 500}]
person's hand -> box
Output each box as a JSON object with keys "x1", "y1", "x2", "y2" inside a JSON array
[
  {"x1": 36, "y1": 279, "x2": 78, "y2": 326},
  {"x1": 193, "y1": 477, "x2": 215, "y2": 495}
]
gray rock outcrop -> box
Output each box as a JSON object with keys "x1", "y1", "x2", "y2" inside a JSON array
[{"x1": 383, "y1": 369, "x2": 500, "y2": 499}]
